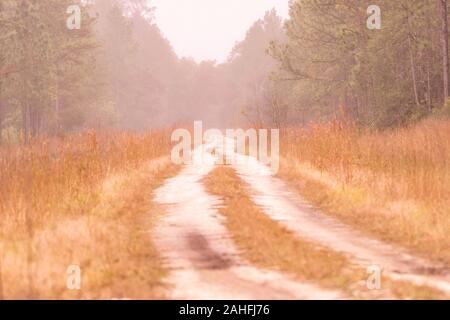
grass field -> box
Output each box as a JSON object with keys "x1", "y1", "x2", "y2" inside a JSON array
[
  {"x1": 0, "y1": 131, "x2": 177, "y2": 299},
  {"x1": 280, "y1": 119, "x2": 450, "y2": 265},
  {"x1": 1, "y1": 118, "x2": 449, "y2": 299}
]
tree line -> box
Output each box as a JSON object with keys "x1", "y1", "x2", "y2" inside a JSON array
[
  {"x1": 0, "y1": 0, "x2": 285, "y2": 143},
  {"x1": 270, "y1": 0, "x2": 450, "y2": 128},
  {"x1": 2, "y1": 0, "x2": 449, "y2": 143}
]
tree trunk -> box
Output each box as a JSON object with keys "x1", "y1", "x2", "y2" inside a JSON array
[
  {"x1": 441, "y1": 0, "x2": 449, "y2": 99},
  {"x1": 30, "y1": 106, "x2": 38, "y2": 137},
  {"x1": 408, "y1": 36, "x2": 420, "y2": 106},
  {"x1": 22, "y1": 103, "x2": 29, "y2": 143},
  {"x1": 426, "y1": 2, "x2": 434, "y2": 111},
  {"x1": 427, "y1": 64, "x2": 433, "y2": 111},
  {"x1": 0, "y1": 81, "x2": 3, "y2": 145},
  {"x1": 55, "y1": 73, "x2": 60, "y2": 135},
  {"x1": 407, "y1": 9, "x2": 420, "y2": 106},
  {"x1": 19, "y1": 0, "x2": 32, "y2": 143}
]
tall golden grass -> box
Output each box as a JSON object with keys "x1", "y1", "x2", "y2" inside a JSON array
[
  {"x1": 0, "y1": 131, "x2": 171, "y2": 231},
  {"x1": 280, "y1": 119, "x2": 450, "y2": 264},
  {"x1": 204, "y1": 166, "x2": 445, "y2": 299},
  {"x1": 0, "y1": 130, "x2": 173, "y2": 299}
]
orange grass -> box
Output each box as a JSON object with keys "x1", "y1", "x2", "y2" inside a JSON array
[
  {"x1": 204, "y1": 167, "x2": 446, "y2": 299},
  {"x1": 0, "y1": 130, "x2": 174, "y2": 299},
  {"x1": 280, "y1": 119, "x2": 450, "y2": 264},
  {"x1": 0, "y1": 131, "x2": 171, "y2": 230}
]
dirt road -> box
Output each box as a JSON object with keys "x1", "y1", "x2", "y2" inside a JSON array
[
  {"x1": 154, "y1": 141, "x2": 340, "y2": 299},
  {"x1": 153, "y1": 136, "x2": 450, "y2": 299}
]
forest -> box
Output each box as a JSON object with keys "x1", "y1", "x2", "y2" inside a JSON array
[
  {"x1": 0, "y1": 0, "x2": 284, "y2": 142},
  {"x1": 1, "y1": 0, "x2": 449, "y2": 143},
  {"x1": 271, "y1": 0, "x2": 450, "y2": 127}
]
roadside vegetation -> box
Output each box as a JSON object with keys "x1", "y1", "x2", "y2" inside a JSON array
[
  {"x1": 280, "y1": 119, "x2": 450, "y2": 265},
  {"x1": 0, "y1": 131, "x2": 177, "y2": 299},
  {"x1": 203, "y1": 166, "x2": 446, "y2": 299}
]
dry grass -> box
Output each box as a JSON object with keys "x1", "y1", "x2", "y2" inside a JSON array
[
  {"x1": 203, "y1": 166, "x2": 444, "y2": 299},
  {"x1": 0, "y1": 131, "x2": 177, "y2": 299},
  {"x1": 203, "y1": 167, "x2": 359, "y2": 288},
  {"x1": 280, "y1": 119, "x2": 450, "y2": 265}
]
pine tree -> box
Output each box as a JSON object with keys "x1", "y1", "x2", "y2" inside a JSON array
[{"x1": 272, "y1": 0, "x2": 450, "y2": 127}]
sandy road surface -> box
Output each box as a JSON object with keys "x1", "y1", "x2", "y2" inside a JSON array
[
  {"x1": 153, "y1": 135, "x2": 450, "y2": 298},
  {"x1": 222, "y1": 138, "x2": 450, "y2": 295},
  {"x1": 153, "y1": 141, "x2": 341, "y2": 300}
]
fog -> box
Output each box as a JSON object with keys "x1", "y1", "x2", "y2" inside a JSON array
[
  {"x1": 91, "y1": 0, "x2": 286, "y2": 129},
  {"x1": 152, "y1": 0, "x2": 289, "y2": 62},
  {"x1": 2, "y1": 0, "x2": 444, "y2": 140}
]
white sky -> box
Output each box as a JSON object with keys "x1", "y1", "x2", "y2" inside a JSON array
[{"x1": 150, "y1": 0, "x2": 290, "y2": 62}]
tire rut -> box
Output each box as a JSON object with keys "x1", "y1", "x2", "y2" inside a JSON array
[
  {"x1": 224, "y1": 140, "x2": 450, "y2": 296},
  {"x1": 153, "y1": 143, "x2": 342, "y2": 300}
]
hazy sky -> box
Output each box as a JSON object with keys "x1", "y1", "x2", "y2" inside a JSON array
[{"x1": 151, "y1": 0, "x2": 290, "y2": 62}]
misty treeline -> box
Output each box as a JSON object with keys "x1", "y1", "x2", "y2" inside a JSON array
[
  {"x1": 1, "y1": 0, "x2": 450, "y2": 144},
  {"x1": 0, "y1": 0, "x2": 283, "y2": 142}
]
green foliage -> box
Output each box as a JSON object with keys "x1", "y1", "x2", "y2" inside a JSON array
[
  {"x1": 271, "y1": 0, "x2": 448, "y2": 128},
  {"x1": 0, "y1": 0, "x2": 104, "y2": 139},
  {"x1": 0, "y1": 1, "x2": 287, "y2": 136}
]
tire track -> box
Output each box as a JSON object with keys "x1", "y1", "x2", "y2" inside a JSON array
[
  {"x1": 222, "y1": 137, "x2": 450, "y2": 296},
  {"x1": 153, "y1": 142, "x2": 341, "y2": 300}
]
